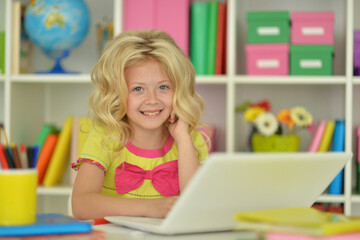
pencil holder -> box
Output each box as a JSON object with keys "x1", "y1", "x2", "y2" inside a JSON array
[
  {"x1": 251, "y1": 133, "x2": 300, "y2": 152},
  {"x1": 0, "y1": 169, "x2": 37, "y2": 225}
]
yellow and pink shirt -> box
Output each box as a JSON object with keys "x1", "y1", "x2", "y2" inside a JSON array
[{"x1": 72, "y1": 125, "x2": 209, "y2": 199}]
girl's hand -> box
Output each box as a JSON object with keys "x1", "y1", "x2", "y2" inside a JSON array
[
  {"x1": 146, "y1": 196, "x2": 178, "y2": 218},
  {"x1": 167, "y1": 111, "x2": 190, "y2": 142}
]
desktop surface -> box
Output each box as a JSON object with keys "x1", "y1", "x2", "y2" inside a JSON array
[{"x1": 94, "y1": 223, "x2": 258, "y2": 240}]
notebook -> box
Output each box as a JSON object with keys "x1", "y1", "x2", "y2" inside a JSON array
[
  {"x1": 0, "y1": 214, "x2": 92, "y2": 237},
  {"x1": 105, "y1": 152, "x2": 351, "y2": 235}
]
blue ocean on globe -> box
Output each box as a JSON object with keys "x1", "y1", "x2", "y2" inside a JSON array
[{"x1": 24, "y1": 0, "x2": 90, "y2": 73}]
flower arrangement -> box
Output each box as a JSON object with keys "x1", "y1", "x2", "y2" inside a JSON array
[{"x1": 236, "y1": 100, "x2": 313, "y2": 137}]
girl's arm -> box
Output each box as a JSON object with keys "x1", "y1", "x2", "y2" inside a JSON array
[
  {"x1": 71, "y1": 162, "x2": 177, "y2": 220},
  {"x1": 168, "y1": 114, "x2": 200, "y2": 192}
]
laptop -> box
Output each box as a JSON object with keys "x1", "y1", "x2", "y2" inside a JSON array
[{"x1": 105, "y1": 152, "x2": 351, "y2": 235}]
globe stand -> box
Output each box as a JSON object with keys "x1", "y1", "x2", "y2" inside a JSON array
[{"x1": 37, "y1": 49, "x2": 78, "y2": 74}]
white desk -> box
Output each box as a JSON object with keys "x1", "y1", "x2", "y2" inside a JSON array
[{"x1": 94, "y1": 224, "x2": 259, "y2": 240}]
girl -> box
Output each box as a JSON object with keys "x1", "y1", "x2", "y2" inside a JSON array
[{"x1": 71, "y1": 30, "x2": 210, "y2": 220}]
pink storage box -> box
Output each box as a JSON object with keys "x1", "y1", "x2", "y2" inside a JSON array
[
  {"x1": 291, "y1": 12, "x2": 334, "y2": 44},
  {"x1": 245, "y1": 44, "x2": 289, "y2": 75}
]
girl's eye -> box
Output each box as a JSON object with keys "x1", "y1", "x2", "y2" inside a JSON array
[
  {"x1": 133, "y1": 87, "x2": 143, "y2": 92},
  {"x1": 159, "y1": 85, "x2": 169, "y2": 90}
]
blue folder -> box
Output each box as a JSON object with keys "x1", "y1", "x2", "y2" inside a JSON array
[
  {"x1": 0, "y1": 214, "x2": 92, "y2": 237},
  {"x1": 328, "y1": 120, "x2": 345, "y2": 195}
]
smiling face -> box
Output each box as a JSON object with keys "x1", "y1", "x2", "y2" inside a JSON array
[{"x1": 125, "y1": 59, "x2": 174, "y2": 134}]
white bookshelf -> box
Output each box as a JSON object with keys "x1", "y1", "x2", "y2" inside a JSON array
[{"x1": 1, "y1": 0, "x2": 360, "y2": 216}]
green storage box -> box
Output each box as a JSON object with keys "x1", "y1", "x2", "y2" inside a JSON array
[
  {"x1": 290, "y1": 45, "x2": 334, "y2": 76},
  {"x1": 246, "y1": 11, "x2": 290, "y2": 43}
]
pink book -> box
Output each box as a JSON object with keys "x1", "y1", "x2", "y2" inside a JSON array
[
  {"x1": 156, "y1": 0, "x2": 190, "y2": 55},
  {"x1": 123, "y1": 0, "x2": 155, "y2": 31},
  {"x1": 267, "y1": 232, "x2": 360, "y2": 240},
  {"x1": 308, "y1": 120, "x2": 326, "y2": 152}
]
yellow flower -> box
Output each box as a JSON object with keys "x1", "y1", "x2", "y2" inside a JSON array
[
  {"x1": 244, "y1": 107, "x2": 265, "y2": 122},
  {"x1": 290, "y1": 107, "x2": 313, "y2": 127}
]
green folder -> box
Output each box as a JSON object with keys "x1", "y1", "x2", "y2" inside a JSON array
[
  {"x1": 34, "y1": 124, "x2": 58, "y2": 149},
  {"x1": 190, "y1": 2, "x2": 209, "y2": 75},
  {"x1": 207, "y1": 1, "x2": 219, "y2": 75}
]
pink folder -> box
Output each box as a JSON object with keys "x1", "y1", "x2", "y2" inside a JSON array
[
  {"x1": 308, "y1": 120, "x2": 326, "y2": 152},
  {"x1": 123, "y1": 0, "x2": 155, "y2": 31},
  {"x1": 123, "y1": 0, "x2": 189, "y2": 55},
  {"x1": 156, "y1": 0, "x2": 189, "y2": 55}
]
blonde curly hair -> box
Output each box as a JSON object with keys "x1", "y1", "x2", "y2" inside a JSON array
[{"x1": 89, "y1": 30, "x2": 208, "y2": 155}]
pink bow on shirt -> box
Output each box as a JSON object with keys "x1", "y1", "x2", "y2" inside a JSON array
[{"x1": 115, "y1": 160, "x2": 179, "y2": 197}]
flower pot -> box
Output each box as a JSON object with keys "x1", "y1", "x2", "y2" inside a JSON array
[{"x1": 251, "y1": 133, "x2": 300, "y2": 152}]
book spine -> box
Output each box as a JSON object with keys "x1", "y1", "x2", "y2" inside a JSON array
[
  {"x1": 207, "y1": 1, "x2": 219, "y2": 75},
  {"x1": 215, "y1": 3, "x2": 226, "y2": 75},
  {"x1": 308, "y1": 120, "x2": 326, "y2": 152},
  {"x1": 318, "y1": 120, "x2": 335, "y2": 152},
  {"x1": 43, "y1": 117, "x2": 74, "y2": 187},
  {"x1": 190, "y1": 2, "x2": 209, "y2": 75},
  {"x1": 35, "y1": 124, "x2": 57, "y2": 149},
  {"x1": 156, "y1": 0, "x2": 190, "y2": 55},
  {"x1": 328, "y1": 120, "x2": 345, "y2": 194},
  {"x1": 36, "y1": 134, "x2": 59, "y2": 184},
  {"x1": 123, "y1": 0, "x2": 155, "y2": 31}
]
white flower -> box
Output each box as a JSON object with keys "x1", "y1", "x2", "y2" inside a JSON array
[{"x1": 255, "y1": 113, "x2": 279, "y2": 136}]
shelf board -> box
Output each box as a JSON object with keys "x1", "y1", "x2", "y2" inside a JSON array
[
  {"x1": 317, "y1": 194, "x2": 345, "y2": 203},
  {"x1": 352, "y1": 195, "x2": 360, "y2": 203},
  {"x1": 37, "y1": 186, "x2": 72, "y2": 196},
  {"x1": 234, "y1": 76, "x2": 347, "y2": 85},
  {"x1": 9, "y1": 74, "x2": 228, "y2": 84},
  {"x1": 353, "y1": 77, "x2": 360, "y2": 84},
  {"x1": 196, "y1": 75, "x2": 227, "y2": 84},
  {"x1": 10, "y1": 74, "x2": 91, "y2": 83}
]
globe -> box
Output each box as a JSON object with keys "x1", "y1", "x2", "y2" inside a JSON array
[{"x1": 24, "y1": 0, "x2": 90, "y2": 73}]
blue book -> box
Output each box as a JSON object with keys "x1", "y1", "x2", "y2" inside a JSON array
[
  {"x1": 0, "y1": 214, "x2": 92, "y2": 237},
  {"x1": 328, "y1": 120, "x2": 345, "y2": 195}
]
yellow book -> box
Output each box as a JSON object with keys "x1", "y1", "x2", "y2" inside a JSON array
[
  {"x1": 235, "y1": 207, "x2": 360, "y2": 236},
  {"x1": 43, "y1": 116, "x2": 74, "y2": 187},
  {"x1": 318, "y1": 120, "x2": 335, "y2": 152}
]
